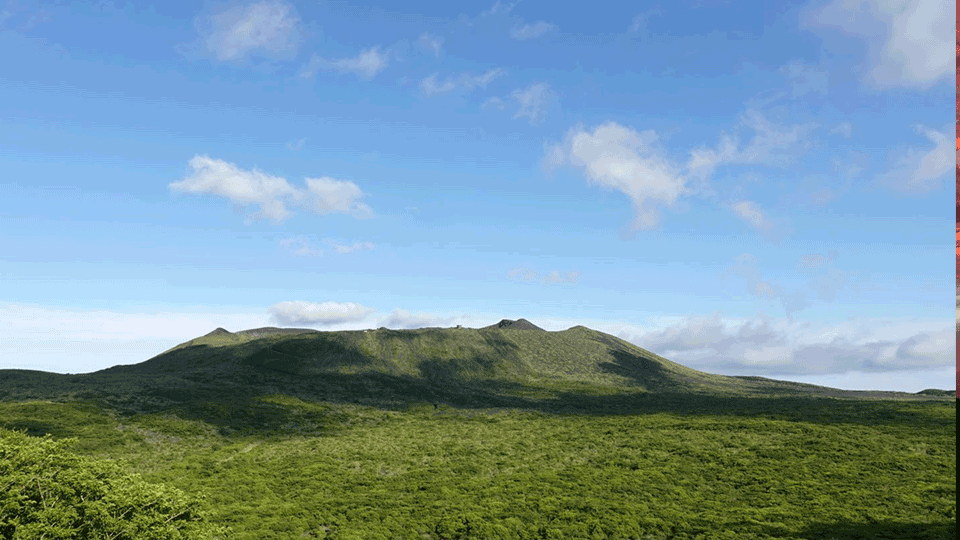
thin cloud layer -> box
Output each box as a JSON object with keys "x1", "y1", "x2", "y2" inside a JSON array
[
  {"x1": 195, "y1": 0, "x2": 303, "y2": 61},
  {"x1": 169, "y1": 156, "x2": 374, "y2": 223},
  {"x1": 508, "y1": 267, "x2": 580, "y2": 285},
  {"x1": 801, "y1": 0, "x2": 953, "y2": 89},
  {"x1": 269, "y1": 301, "x2": 375, "y2": 326},
  {"x1": 420, "y1": 68, "x2": 506, "y2": 96},
  {"x1": 324, "y1": 239, "x2": 376, "y2": 254},
  {"x1": 279, "y1": 236, "x2": 322, "y2": 257},
  {"x1": 417, "y1": 33, "x2": 444, "y2": 56},
  {"x1": 300, "y1": 46, "x2": 389, "y2": 80},
  {"x1": 510, "y1": 21, "x2": 556, "y2": 40}
]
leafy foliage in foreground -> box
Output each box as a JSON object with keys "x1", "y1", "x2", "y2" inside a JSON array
[
  {"x1": 0, "y1": 428, "x2": 227, "y2": 539},
  {"x1": 0, "y1": 396, "x2": 954, "y2": 540}
]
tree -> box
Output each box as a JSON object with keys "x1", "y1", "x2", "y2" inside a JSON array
[{"x1": 0, "y1": 427, "x2": 228, "y2": 539}]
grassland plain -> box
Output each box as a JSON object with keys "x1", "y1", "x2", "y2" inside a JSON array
[{"x1": 0, "y1": 322, "x2": 955, "y2": 539}]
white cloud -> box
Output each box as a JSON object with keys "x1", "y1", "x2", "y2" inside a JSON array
[
  {"x1": 196, "y1": 0, "x2": 302, "y2": 61},
  {"x1": 169, "y1": 155, "x2": 374, "y2": 223},
  {"x1": 830, "y1": 122, "x2": 852, "y2": 138},
  {"x1": 543, "y1": 121, "x2": 687, "y2": 231},
  {"x1": 508, "y1": 267, "x2": 580, "y2": 285},
  {"x1": 299, "y1": 46, "x2": 388, "y2": 80},
  {"x1": 509, "y1": 21, "x2": 555, "y2": 40},
  {"x1": 511, "y1": 82, "x2": 553, "y2": 125},
  {"x1": 420, "y1": 68, "x2": 507, "y2": 96},
  {"x1": 323, "y1": 239, "x2": 376, "y2": 254},
  {"x1": 269, "y1": 301, "x2": 375, "y2": 326},
  {"x1": 876, "y1": 124, "x2": 953, "y2": 193},
  {"x1": 279, "y1": 235, "x2": 322, "y2": 257},
  {"x1": 379, "y1": 309, "x2": 462, "y2": 329},
  {"x1": 286, "y1": 138, "x2": 306, "y2": 151},
  {"x1": 800, "y1": 0, "x2": 953, "y2": 89},
  {"x1": 417, "y1": 33, "x2": 444, "y2": 56},
  {"x1": 630, "y1": 313, "x2": 954, "y2": 377}
]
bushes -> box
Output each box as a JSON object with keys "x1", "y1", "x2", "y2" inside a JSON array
[{"x1": 0, "y1": 427, "x2": 226, "y2": 540}]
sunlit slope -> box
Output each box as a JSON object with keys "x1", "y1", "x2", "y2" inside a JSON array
[{"x1": 128, "y1": 323, "x2": 739, "y2": 393}]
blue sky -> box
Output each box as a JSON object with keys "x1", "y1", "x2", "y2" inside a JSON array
[{"x1": 1, "y1": 0, "x2": 954, "y2": 392}]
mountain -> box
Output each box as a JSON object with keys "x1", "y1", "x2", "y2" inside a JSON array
[{"x1": 0, "y1": 321, "x2": 951, "y2": 435}]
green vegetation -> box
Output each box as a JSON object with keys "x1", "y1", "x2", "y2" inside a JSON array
[
  {"x1": 0, "y1": 428, "x2": 226, "y2": 539},
  {"x1": 0, "y1": 324, "x2": 954, "y2": 539}
]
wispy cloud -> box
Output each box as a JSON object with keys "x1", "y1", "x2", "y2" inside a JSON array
[
  {"x1": 721, "y1": 253, "x2": 809, "y2": 321},
  {"x1": 420, "y1": 68, "x2": 507, "y2": 96},
  {"x1": 323, "y1": 239, "x2": 376, "y2": 254},
  {"x1": 480, "y1": 1, "x2": 518, "y2": 17},
  {"x1": 875, "y1": 124, "x2": 952, "y2": 194},
  {"x1": 830, "y1": 122, "x2": 852, "y2": 138},
  {"x1": 169, "y1": 155, "x2": 374, "y2": 224},
  {"x1": 300, "y1": 46, "x2": 389, "y2": 80},
  {"x1": 778, "y1": 60, "x2": 828, "y2": 97},
  {"x1": 800, "y1": 0, "x2": 953, "y2": 89},
  {"x1": 482, "y1": 96, "x2": 506, "y2": 110},
  {"x1": 509, "y1": 21, "x2": 555, "y2": 40},
  {"x1": 285, "y1": 138, "x2": 306, "y2": 151},
  {"x1": 729, "y1": 200, "x2": 770, "y2": 232},
  {"x1": 194, "y1": 0, "x2": 303, "y2": 62},
  {"x1": 508, "y1": 267, "x2": 580, "y2": 285},
  {"x1": 629, "y1": 7, "x2": 663, "y2": 35},
  {"x1": 269, "y1": 301, "x2": 375, "y2": 326},
  {"x1": 685, "y1": 109, "x2": 818, "y2": 186},
  {"x1": 511, "y1": 82, "x2": 553, "y2": 125},
  {"x1": 417, "y1": 33, "x2": 444, "y2": 56},
  {"x1": 279, "y1": 236, "x2": 322, "y2": 257}
]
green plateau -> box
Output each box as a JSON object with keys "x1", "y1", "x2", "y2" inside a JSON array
[{"x1": 0, "y1": 321, "x2": 955, "y2": 539}]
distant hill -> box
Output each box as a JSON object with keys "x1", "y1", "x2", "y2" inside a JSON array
[{"x1": 0, "y1": 320, "x2": 951, "y2": 428}]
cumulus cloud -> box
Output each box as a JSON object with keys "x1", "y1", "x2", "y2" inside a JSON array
[
  {"x1": 509, "y1": 21, "x2": 556, "y2": 40},
  {"x1": 543, "y1": 121, "x2": 687, "y2": 231},
  {"x1": 169, "y1": 155, "x2": 374, "y2": 224},
  {"x1": 800, "y1": 0, "x2": 952, "y2": 89},
  {"x1": 511, "y1": 82, "x2": 553, "y2": 125},
  {"x1": 417, "y1": 33, "x2": 444, "y2": 56},
  {"x1": 193, "y1": 0, "x2": 302, "y2": 62},
  {"x1": 508, "y1": 267, "x2": 580, "y2": 285},
  {"x1": 323, "y1": 239, "x2": 376, "y2": 254},
  {"x1": 279, "y1": 236, "x2": 322, "y2": 257},
  {"x1": 300, "y1": 46, "x2": 389, "y2": 80},
  {"x1": 269, "y1": 301, "x2": 374, "y2": 326},
  {"x1": 875, "y1": 124, "x2": 953, "y2": 194},
  {"x1": 420, "y1": 68, "x2": 507, "y2": 96},
  {"x1": 630, "y1": 313, "x2": 954, "y2": 377}
]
